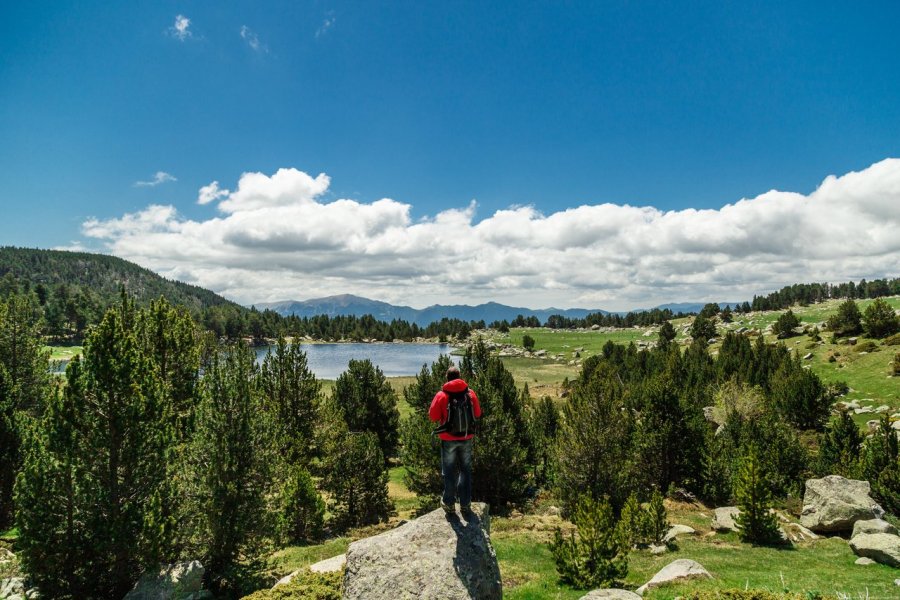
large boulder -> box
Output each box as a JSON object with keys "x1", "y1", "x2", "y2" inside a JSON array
[
  {"x1": 343, "y1": 502, "x2": 501, "y2": 600},
  {"x1": 635, "y1": 559, "x2": 712, "y2": 595},
  {"x1": 711, "y1": 507, "x2": 740, "y2": 532},
  {"x1": 849, "y1": 533, "x2": 900, "y2": 567},
  {"x1": 852, "y1": 519, "x2": 898, "y2": 538},
  {"x1": 799, "y1": 476, "x2": 884, "y2": 533},
  {"x1": 123, "y1": 561, "x2": 209, "y2": 600},
  {"x1": 579, "y1": 590, "x2": 641, "y2": 600}
]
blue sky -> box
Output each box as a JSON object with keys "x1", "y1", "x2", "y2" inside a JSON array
[{"x1": 2, "y1": 2, "x2": 899, "y2": 309}]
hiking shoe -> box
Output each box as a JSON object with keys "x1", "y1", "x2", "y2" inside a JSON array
[{"x1": 441, "y1": 500, "x2": 455, "y2": 514}]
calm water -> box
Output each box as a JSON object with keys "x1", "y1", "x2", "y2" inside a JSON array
[
  {"x1": 254, "y1": 343, "x2": 455, "y2": 379},
  {"x1": 53, "y1": 343, "x2": 455, "y2": 379}
]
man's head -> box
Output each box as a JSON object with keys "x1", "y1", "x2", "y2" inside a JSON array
[{"x1": 446, "y1": 365, "x2": 461, "y2": 382}]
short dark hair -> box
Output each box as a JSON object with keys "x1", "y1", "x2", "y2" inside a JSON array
[{"x1": 446, "y1": 365, "x2": 460, "y2": 381}]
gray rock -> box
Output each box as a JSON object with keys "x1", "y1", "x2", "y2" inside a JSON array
[
  {"x1": 712, "y1": 506, "x2": 740, "y2": 532},
  {"x1": 799, "y1": 476, "x2": 885, "y2": 532},
  {"x1": 0, "y1": 578, "x2": 26, "y2": 600},
  {"x1": 310, "y1": 554, "x2": 346, "y2": 573},
  {"x1": 343, "y1": 502, "x2": 501, "y2": 600},
  {"x1": 123, "y1": 561, "x2": 207, "y2": 600},
  {"x1": 854, "y1": 557, "x2": 876, "y2": 565},
  {"x1": 662, "y1": 524, "x2": 696, "y2": 544},
  {"x1": 867, "y1": 419, "x2": 881, "y2": 432},
  {"x1": 635, "y1": 559, "x2": 712, "y2": 595},
  {"x1": 579, "y1": 590, "x2": 642, "y2": 600},
  {"x1": 852, "y1": 518, "x2": 898, "y2": 538},
  {"x1": 649, "y1": 544, "x2": 668, "y2": 555},
  {"x1": 849, "y1": 532, "x2": 900, "y2": 567},
  {"x1": 803, "y1": 352, "x2": 813, "y2": 359},
  {"x1": 875, "y1": 405, "x2": 890, "y2": 413}
]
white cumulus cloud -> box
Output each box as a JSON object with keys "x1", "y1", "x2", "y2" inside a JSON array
[
  {"x1": 83, "y1": 160, "x2": 900, "y2": 310},
  {"x1": 198, "y1": 181, "x2": 230, "y2": 205},
  {"x1": 134, "y1": 171, "x2": 177, "y2": 187},
  {"x1": 169, "y1": 15, "x2": 192, "y2": 41}
]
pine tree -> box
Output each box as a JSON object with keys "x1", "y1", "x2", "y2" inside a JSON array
[
  {"x1": 0, "y1": 293, "x2": 51, "y2": 525},
  {"x1": 646, "y1": 489, "x2": 669, "y2": 545},
  {"x1": 277, "y1": 466, "x2": 325, "y2": 544},
  {"x1": 16, "y1": 297, "x2": 174, "y2": 598},
  {"x1": 817, "y1": 410, "x2": 862, "y2": 477},
  {"x1": 556, "y1": 361, "x2": 632, "y2": 514},
  {"x1": 861, "y1": 415, "x2": 900, "y2": 515},
  {"x1": 862, "y1": 298, "x2": 900, "y2": 338},
  {"x1": 258, "y1": 336, "x2": 321, "y2": 464},
  {"x1": 772, "y1": 309, "x2": 801, "y2": 338},
  {"x1": 398, "y1": 358, "x2": 451, "y2": 510},
  {"x1": 332, "y1": 359, "x2": 400, "y2": 461},
  {"x1": 734, "y1": 445, "x2": 782, "y2": 545},
  {"x1": 618, "y1": 492, "x2": 649, "y2": 547},
  {"x1": 657, "y1": 321, "x2": 676, "y2": 347},
  {"x1": 322, "y1": 424, "x2": 392, "y2": 528},
  {"x1": 530, "y1": 396, "x2": 560, "y2": 486},
  {"x1": 461, "y1": 340, "x2": 532, "y2": 507},
  {"x1": 550, "y1": 495, "x2": 628, "y2": 589},
  {"x1": 182, "y1": 343, "x2": 274, "y2": 594}
]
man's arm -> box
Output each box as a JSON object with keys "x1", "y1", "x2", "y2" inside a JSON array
[{"x1": 429, "y1": 392, "x2": 446, "y2": 423}]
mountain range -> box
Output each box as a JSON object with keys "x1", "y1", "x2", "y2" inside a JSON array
[{"x1": 255, "y1": 295, "x2": 614, "y2": 327}]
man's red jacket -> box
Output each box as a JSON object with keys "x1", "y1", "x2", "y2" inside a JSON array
[{"x1": 429, "y1": 378, "x2": 482, "y2": 441}]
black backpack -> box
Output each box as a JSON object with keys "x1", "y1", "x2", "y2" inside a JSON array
[{"x1": 434, "y1": 388, "x2": 476, "y2": 437}]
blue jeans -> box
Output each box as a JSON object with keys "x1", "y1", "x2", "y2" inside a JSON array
[{"x1": 441, "y1": 439, "x2": 473, "y2": 507}]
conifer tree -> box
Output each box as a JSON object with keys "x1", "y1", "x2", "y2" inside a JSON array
[
  {"x1": 332, "y1": 359, "x2": 400, "y2": 461},
  {"x1": 862, "y1": 298, "x2": 900, "y2": 338},
  {"x1": 399, "y1": 357, "x2": 452, "y2": 509},
  {"x1": 277, "y1": 466, "x2": 325, "y2": 544},
  {"x1": 14, "y1": 385, "x2": 85, "y2": 599},
  {"x1": 530, "y1": 396, "x2": 560, "y2": 486},
  {"x1": 461, "y1": 340, "x2": 532, "y2": 507},
  {"x1": 321, "y1": 424, "x2": 392, "y2": 528},
  {"x1": 550, "y1": 495, "x2": 628, "y2": 588},
  {"x1": 657, "y1": 321, "x2": 676, "y2": 347},
  {"x1": 861, "y1": 415, "x2": 900, "y2": 515},
  {"x1": 0, "y1": 293, "x2": 51, "y2": 525},
  {"x1": 556, "y1": 361, "x2": 632, "y2": 514},
  {"x1": 734, "y1": 445, "x2": 782, "y2": 545},
  {"x1": 617, "y1": 492, "x2": 649, "y2": 548},
  {"x1": 182, "y1": 343, "x2": 274, "y2": 594},
  {"x1": 646, "y1": 489, "x2": 669, "y2": 545},
  {"x1": 258, "y1": 336, "x2": 321, "y2": 464},
  {"x1": 16, "y1": 297, "x2": 173, "y2": 598},
  {"x1": 817, "y1": 410, "x2": 862, "y2": 477}
]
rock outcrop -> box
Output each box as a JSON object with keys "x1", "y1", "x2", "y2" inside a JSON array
[
  {"x1": 0, "y1": 578, "x2": 37, "y2": 600},
  {"x1": 711, "y1": 507, "x2": 740, "y2": 532},
  {"x1": 123, "y1": 561, "x2": 209, "y2": 600},
  {"x1": 635, "y1": 559, "x2": 712, "y2": 595},
  {"x1": 343, "y1": 502, "x2": 501, "y2": 600},
  {"x1": 579, "y1": 590, "x2": 642, "y2": 600},
  {"x1": 799, "y1": 476, "x2": 884, "y2": 533}
]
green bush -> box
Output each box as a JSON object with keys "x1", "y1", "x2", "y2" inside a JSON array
[
  {"x1": 735, "y1": 445, "x2": 783, "y2": 546},
  {"x1": 772, "y1": 310, "x2": 800, "y2": 338},
  {"x1": 884, "y1": 332, "x2": 900, "y2": 346},
  {"x1": 853, "y1": 340, "x2": 878, "y2": 353},
  {"x1": 522, "y1": 334, "x2": 535, "y2": 351},
  {"x1": 550, "y1": 495, "x2": 628, "y2": 589},
  {"x1": 240, "y1": 570, "x2": 342, "y2": 600}
]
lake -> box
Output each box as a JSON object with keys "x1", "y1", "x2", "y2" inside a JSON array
[
  {"x1": 52, "y1": 343, "x2": 456, "y2": 379},
  {"x1": 254, "y1": 343, "x2": 456, "y2": 379}
]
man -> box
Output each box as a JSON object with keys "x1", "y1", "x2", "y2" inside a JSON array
[{"x1": 429, "y1": 365, "x2": 482, "y2": 514}]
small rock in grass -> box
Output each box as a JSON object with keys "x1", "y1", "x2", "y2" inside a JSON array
[{"x1": 855, "y1": 557, "x2": 876, "y2": 565}]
